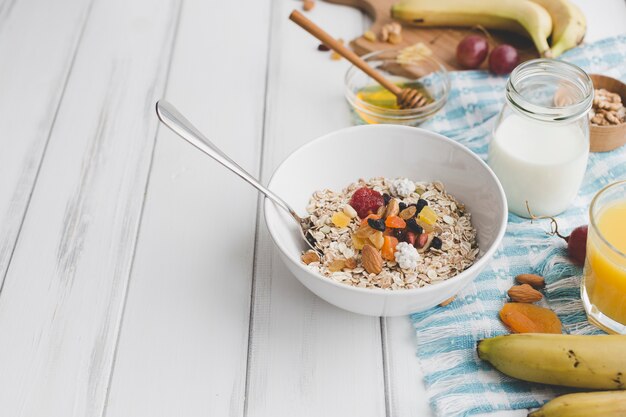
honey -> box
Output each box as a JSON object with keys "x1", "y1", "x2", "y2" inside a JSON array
[{"x1": 355, "y1": 81, "x2": 431, "y2": 110}]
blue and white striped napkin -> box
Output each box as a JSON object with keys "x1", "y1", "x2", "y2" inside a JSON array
[{"x1": 412, "y1": 35, "x2": 626, "y2": 417}]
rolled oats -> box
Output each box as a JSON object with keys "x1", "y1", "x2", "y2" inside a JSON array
[{"x1": 302, "y1": 177, "x2": 478, "y2": 290}]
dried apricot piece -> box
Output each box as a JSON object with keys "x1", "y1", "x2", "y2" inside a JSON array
[
  {"x1": 385, "y1": 215, "x2": 406, "y2": 229},
  {"x1": 381, "y1": 236, "x2": 399, "y2": 261},
  {"x1": 499, "y1": 303, "x2": 562, "y2": 334}
]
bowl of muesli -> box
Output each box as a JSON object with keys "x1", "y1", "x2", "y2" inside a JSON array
[{"x1": 264, "y1": 125, "x2": 507, "y2": 316}]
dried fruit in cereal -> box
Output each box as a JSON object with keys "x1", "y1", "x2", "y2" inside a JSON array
[
  {"x1": 302, "y1": 177, "x2": 477, "y2": 291},
  {"x1": 385, "y1": 215, "x2": 406, "y2": 229},
  {"x1": 350, "y1": 187, "x2": 384, "y2": 218},
  {"x1": 382, "y1": 236, "x2": 399, "y2": 261},
  {"x1": 331, "y1": 212, "x2": 351, "y2": 228}
]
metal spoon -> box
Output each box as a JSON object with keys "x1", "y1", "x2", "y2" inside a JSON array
[{"x1": 155, "y1": 100, "x2": 320, "y2": 254}]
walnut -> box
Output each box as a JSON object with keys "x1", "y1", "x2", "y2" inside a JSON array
[{"x1": 591, "y1": 88, "x2": 625, "y2": 126}]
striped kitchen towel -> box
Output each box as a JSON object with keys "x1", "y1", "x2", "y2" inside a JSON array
[{"x1": 412, "y1": 34, "x2": 626, "y2": 417}]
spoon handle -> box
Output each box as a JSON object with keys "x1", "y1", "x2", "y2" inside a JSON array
[
  {"x1": 155, "y1": 100, "x2": 301, "y2": 221},
  {"x1": 289, "y1": 10, "x2": 401, "y2": 96}
]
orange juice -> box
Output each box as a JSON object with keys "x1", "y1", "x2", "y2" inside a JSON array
[{"x1": 583, "y1": 199, "x2": 626, "y2": 330}]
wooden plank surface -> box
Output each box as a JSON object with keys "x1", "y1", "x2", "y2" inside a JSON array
[
  {"x1": 0, "y1": 0, "x2": 625, "y2": 417},
  {"x1": 244, "y1": 2, "x2": 387, "y2": 416},
  {"x1": 0, "y1": 0, "x2": 181, "y2": 415},
  {"x1": 103, "y1": 0, "x2": 270, "y2": 416},
  {"x1": 0, "y1": 0, "x2": 92, "y2": 286}
]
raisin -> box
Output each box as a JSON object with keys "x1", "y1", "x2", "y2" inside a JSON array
[
  {"x1": 414, "y1": 199, "x2": 428, "y2": 214},
  {"x1": 431, "y1": 236, "x2": 442, "y2": 250},
  {"x1": 368, "y1": 217, "x2": 386, "y2": 232},
  {"x1": 406, "y1": 217, "x2": 423, "y2": 233},
  {"x1": 399, "y1": 202, "x2": 407, "y2": 211},
  {"x1": 392, "y1": 228, "x2": 406, "y2": 241},
  {"x1": 382, "y1": 193, "x2": 391, "y2": 205}
]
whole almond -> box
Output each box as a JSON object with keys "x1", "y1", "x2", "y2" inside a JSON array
[
  {"x1": 376, "y1": 205, "x2": 387, "y2": 217},
  {"x1": 508, "y1": 284, "x2": 543, "y2": 303},
  {"x1": 385, "y1": 199, "x2": 400, "y2": 218},
  {"x1": 439, "y1": 296, "x2": 456, "y2": 307},
  {"x1": 399, "y1": 206, "x2": 417, "y2": 219},
  {"x1": 301, "y1": 251, "x2": 320, "y2": 265},
  {"x1": 361, "y1": 244, "x2": 383, "y2": 275},
  {"x1": 515, "y1": 273, "x2": 545, "y2": 289}
]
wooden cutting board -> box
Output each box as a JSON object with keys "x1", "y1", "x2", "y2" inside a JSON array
[{"x1": 325, "y1": 0, "x2": 538, "y2": 71}]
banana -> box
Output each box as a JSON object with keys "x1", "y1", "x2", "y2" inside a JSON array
[
  {"x1": 477, "y1": 334, "x2": 626, "y2": 389},
  {"x1": 529, "y1": 0, "x2": 586, "y2": 57},
  {"x1": 528, "y1": 391, "x2": 626, "y2": 417},
  {"x1": 391, "y1": 0, "x2": 553, "y2": 57}
]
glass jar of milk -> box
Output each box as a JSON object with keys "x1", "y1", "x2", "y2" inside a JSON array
[{"x1": 488, "y1": 59, "x2": 593, "y2": 217}]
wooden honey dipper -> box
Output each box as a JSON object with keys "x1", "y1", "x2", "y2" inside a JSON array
[{"x1": 289, "y1": 10, "x2": 429, "y2": 109}]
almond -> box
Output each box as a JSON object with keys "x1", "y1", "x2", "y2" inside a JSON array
[
  {"x1": 301, "y1": 251, "x2": 320, "y2": 265},
  {"x1": 515, "y1": 273, "x2": 545, "y2": 289},
  {"x1": 361, "y1": 244, "x2": 383, "y2": 275},
  {"x1": 439, "y1": 296, "x2": 456, "y2": 307},
  {"x1": 508, "y1": 284, "x2": 543, "y2": 303},
  {"x1": 385, "y1": 198, "x2": 400, "y2": 218}
]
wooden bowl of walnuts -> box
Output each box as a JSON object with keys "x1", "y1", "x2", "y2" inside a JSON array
[{"x1": 589, "y1": 74, "x2": 626, "y2": 152}]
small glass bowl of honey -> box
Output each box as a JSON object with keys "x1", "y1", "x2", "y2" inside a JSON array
[{"x1": 344, "y1": 48, "x2": 449, "y2": 126}]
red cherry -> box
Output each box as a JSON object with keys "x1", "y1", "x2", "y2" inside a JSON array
[
  {"x1": 566, "y1": 225, "x2": 588, "y2": 266},
  {"x1": 349, "y1": 187, "x2": 384, "y2": 219},
  {"x1": 489, "y1": 44, "x2": 519, "y2": 75},
  {"x1": 456, "y1": 35, "x2": 489, "y2": 69}
]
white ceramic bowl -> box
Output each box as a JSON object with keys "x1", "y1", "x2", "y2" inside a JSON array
[{"x1": 264, "y1": 125, "x2": 507, "y2": 316}]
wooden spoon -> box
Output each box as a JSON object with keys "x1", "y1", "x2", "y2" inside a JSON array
[{"x1": 290, "y1": 10, "x2": 428, "y2": 109}]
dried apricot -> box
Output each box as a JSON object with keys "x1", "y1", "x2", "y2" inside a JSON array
[
  {"x1": 385, "y1": 215, "x2": 406, "y2": 229},
  {"x1": 499, "y1": 303, "x2": 562, "y2": 334},
  {"x1": 381, "y1": 236, "x2": 399, "y2": 261}
]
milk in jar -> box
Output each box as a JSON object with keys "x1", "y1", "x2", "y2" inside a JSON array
[{"x1": 487, "y1": 59, "x2": 593, "y2": 217}]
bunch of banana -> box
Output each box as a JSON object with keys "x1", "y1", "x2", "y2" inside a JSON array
[
  {"x1": 391, "y1": 0, "x2": 586, "y2": 58},
  {"x1": 477, "y1": 334, "x2": 626, "y2": 389},
  {"x1": 528, "y1": 391, "x2": 626, "y2": 417}
]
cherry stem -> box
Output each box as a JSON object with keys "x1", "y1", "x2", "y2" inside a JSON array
[
  {"x1": 525, "y1": 201, "x2": 568, "y2": 241},
  {"x1": 472, "y1": 25, "x2": 495, "y2": 45}
]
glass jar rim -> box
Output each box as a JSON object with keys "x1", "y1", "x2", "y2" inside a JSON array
[
  {"x1": 506, "y1": 59, "x2": 593, "y2": 123},
  {"x1": 589, "y1": 179, "x2": 626, "y2": 261}
]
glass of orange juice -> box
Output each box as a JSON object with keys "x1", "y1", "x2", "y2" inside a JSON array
[{"x1": 582, "y1": 180, "x2": 626, "y2": 334}]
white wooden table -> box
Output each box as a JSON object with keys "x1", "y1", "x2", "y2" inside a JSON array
[{"x1": 0, "y1": 0, "x2": 624, "y2": 415}]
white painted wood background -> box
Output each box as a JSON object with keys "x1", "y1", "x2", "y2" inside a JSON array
[{"x1": 0, "y1": 0, "x2": 624, "y2": 416}]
